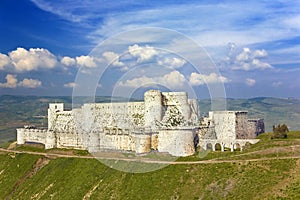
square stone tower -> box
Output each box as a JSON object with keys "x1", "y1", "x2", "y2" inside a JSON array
[{"x1": 48, "y1": 103, "x2": 64, "y2": 130}]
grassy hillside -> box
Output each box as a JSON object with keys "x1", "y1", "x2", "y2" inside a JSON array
[{"x1": 0, "y1": 131, "x2": 300, "y2": 199}]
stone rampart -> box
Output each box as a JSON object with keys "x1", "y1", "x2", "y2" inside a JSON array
[{"x1": 16, "y1": 90, "x2": 264, "y2": 157}]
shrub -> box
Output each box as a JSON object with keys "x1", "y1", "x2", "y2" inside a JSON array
[{"x1": 271, "y1": 124, "x2": 289, "y2": 139}]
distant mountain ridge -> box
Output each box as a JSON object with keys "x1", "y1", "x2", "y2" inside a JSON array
[{"x1": 0, "y1": 95, "x2": 299, "y2": 145}]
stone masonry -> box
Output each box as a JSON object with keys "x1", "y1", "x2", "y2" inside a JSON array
[{"x1": 17, "y1": 90, "x2": 264, "y2": 156}]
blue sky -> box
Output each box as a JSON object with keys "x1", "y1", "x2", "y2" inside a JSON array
[{"x1": 0, "y1": 0, "x2": 299, "y2": 98}]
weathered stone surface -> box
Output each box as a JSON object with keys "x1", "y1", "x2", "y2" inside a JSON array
[
  {"x1": 158, "y1": 128, "x2": 196, "y2": 156},
  {"x1": 16, "y1": 90, "x2": 264, "y2": 156},
  {"x1": 197, "y1": 111, "x2": 264, "y2": 151}
]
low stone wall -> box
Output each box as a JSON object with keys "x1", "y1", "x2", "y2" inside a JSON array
[{"x1": 16, "y1": 128, "x2": 55, "y2": 149}]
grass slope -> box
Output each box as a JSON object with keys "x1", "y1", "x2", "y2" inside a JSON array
[
  {"x1": 0, "y1": 131, "x2": 300, "y2": 199},
  {"x1": 0, "y1": 153, "x2": 41, "y2": 199},
  {"x1": 3, "y1": 155, "x2": 300, "y2": 199}
]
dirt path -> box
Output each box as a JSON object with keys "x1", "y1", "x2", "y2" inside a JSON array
[{"x1": 1, "y1": 147, "x2": 300, "y2": 165}]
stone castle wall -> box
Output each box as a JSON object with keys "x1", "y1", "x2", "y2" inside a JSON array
[
  {"x1": 209, "y1": 111, "x2": 237, "y2": 141},
  {"x1": 16, "y1": 90, "x2": 264, "y2": 156},
  {"x1": 17, "y1": 90, "x2": 199, "y2": 156}
]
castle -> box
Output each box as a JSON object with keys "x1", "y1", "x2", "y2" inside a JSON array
[{"x1": 17, "y1": 90, "x2": 264, "y2": 157}]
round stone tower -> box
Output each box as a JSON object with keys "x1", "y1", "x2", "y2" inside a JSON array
[
  {"x1": 144, "y1": 90, "x2": 163, "y2": 128},
  {"x1": 176, "y1": 92, "x2": 191, "y2": 121}
]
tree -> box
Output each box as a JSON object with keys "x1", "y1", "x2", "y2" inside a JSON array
[{"x1": 272, "y1": 124, "x2": 289, "y2": 139}]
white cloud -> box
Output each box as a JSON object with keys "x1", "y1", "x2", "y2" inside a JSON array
[
  {"x1": 97, "y1": 83, "x2": 102, "y2": 88},
  {"x1": 32, "y1": 0, "x2": 300, "y2": 49},
  {"x1": 0, "y1": 74, "x2": 41, "y2": 88},
  {"x1": 75, "y1": 55, "x2": 97, "y2": 68},
  {"x1": 0, "y1": 53, "x2": 10, "y2": 70},
  {"x1": 189, "y1": 72, "x2": 230, "y2": 86},
  {"x1": 118, "y1": 71, "x2": 186, "y2": 89},
  {"x1": 118, "y1": 76, "x2": 155, "y2": 88},
  {"x1": 230, "y1": 47, "x2": 272, "y2": 71},
  {"x1": 162, "y1": 71, "x2": 185, "y2": 87},
  {"x1": 18, "y1": 78, "x2": 42, "y2": 88},
  {"x1": 128, "y1": 44, "x2": 158, "y2": 63},
  {"x1": 272, "y1": 81, "x2": 282, "y2": 87},
  {"x1": 0, "y1": 74, "x2": 18, "y2": 88},
  {"x1": 61, "y1": 56, "x2": 76, "y2": 66},
  {"x1": 64, "y1": 82, "x2": 77, "y2": 88},
  {"x1": 245, "y1": 78, "x2": 256, "y2": 86},
  {"x1": 158, "y1": 57, "x2": 186, "y2": 69},
  {"x1": 31, "y1": 0, "x2": 85, "y2": 23},
  {"x1": 283, "y1": 14, "x2": 300, "y2": 31},
  {"x1": 102, "y1": 51, "x2": 125, "y2": 67},
  {"x1": 9, "y1": 47, "x2": 57, "y2": 72}
]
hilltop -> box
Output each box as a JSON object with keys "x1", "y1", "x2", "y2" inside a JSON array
[
  {"x1": 1, "y1": 95, "x2": 300, "y2": 145},
  {"x1": 0, "y1": 131, "x2": 300, "y2": 199}
]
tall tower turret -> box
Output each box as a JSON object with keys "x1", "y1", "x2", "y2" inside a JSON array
[
  {"x1": 48, "y1": 103, "x2": 64, "y2": 130},
  {"x1": 144, "y1": 90, "x2": 163, "y2": 128}
]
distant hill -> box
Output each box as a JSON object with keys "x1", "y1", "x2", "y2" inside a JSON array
[{"x1": 0, "y1": 95, "x2": 299, "y2": 145}]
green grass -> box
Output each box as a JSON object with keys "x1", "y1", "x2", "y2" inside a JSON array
[
  {"x1": 15, "y1": 143, "x2": 46, "y2": 152},
  {"x1": 176, "y1": 131, "x2": 300, "y2": 162},
  {"x1": 1, "y1": 131, "x2": 300, "y2": 199},
  {"x1": 11, "y1": 157, "x2": 108, "y2": 200},
  {"x1": 14, "y1": 143, "x2": 90, "y2": 156},
  {"x1": 6, "y1": 157, "x2": 300, "y2": 200},
  {"x1": 0, "y1": 153, "x2": 41, "y2": 199}
]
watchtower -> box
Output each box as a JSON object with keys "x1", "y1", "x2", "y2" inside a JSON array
[{"x1": 48, "y1": 103, "x2": 64, "y2": 130}]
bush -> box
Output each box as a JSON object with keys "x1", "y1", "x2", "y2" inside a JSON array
[{"x1": 271, "y1": 124, "x2": 289, "y2": 139}]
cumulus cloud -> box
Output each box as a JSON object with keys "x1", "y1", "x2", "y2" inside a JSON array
[
  {"x1": 118, "y1": 71, "x2": 186, "y2": 89},
  {"x1": 0, "y1": 74, "x2": 41, "y2": 88},
  {"x1": 272, "y1": 81, "x2": 282, "y2": 87},
  {"x1": 189, "y1": 72, "x2": 230, "y2": 86},
  {"x1": 9, "y1": 47, "x2": 57, "y2": 72},
  {"x1": 0, "y1": 53, "x2": 10, "y2": 70},
  {"x1": 0, "y1": 74, "x2": 18, "y2": 88},
  {"x1": 118, "y1": 76, "x2": 155, "y2": 88},
  {"x1": 230, "y1": 47, "x2": 272, "y2": 71},
  {"x1": 61, "y1": 56, "x2": 76, "y2": 66},
  {"x1": 64, "y1": 82, "x2": 77, "y2": 88},
  {"x1": 128, "y1": 44, "x2": 158, "y2": 63},
  {"x1": 102, "y1": 51, "x2": 125, "y2": 67},
  {"x1": 75, "y1": 55, "x2": 97, "y2": 68},
  {"x1": 161, "y1": 71, "x2": 186, "y2": 87},
  {"x1": 0, "y1": 47, "x2": 57, "y2": 73},
  {"x1": 245, "y1": 78, "x2": 256, "y2": 86},
  {"x1": 158, "y1": 57, "x2": 186, "y2": 69},
  {"x1": 18, "y1": 78, "x2": 42, "y2": 88}
]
